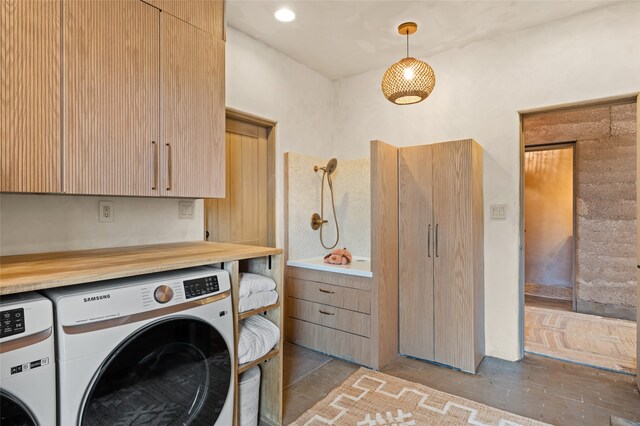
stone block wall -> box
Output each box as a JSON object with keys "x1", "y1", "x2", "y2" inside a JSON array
[{"x1": 523, "y1": 101, "x2": 637, "y2": 320}]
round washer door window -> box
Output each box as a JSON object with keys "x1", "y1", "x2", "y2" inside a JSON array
[
  {"x1": 82, "y1": 318, "x2": 231, "y2": 426},
  {"x1": 0, "y1": 390, "x2": 37, "y2": 426}
]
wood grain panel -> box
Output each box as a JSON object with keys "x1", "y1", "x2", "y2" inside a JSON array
[
  {"x1": 286, "y1": 317, "x2": 371, "y2": 366},
  {"x1": 206, "y1": 117, "x2": 270, "y2": 245},
  {"x1": 286, "y1": 266, "x2": 372, "y2": 291},
  {"x1": 1, "y1": 0, "x2": 61, "y2": 193},
  {"x1": 433, "y1": 139, "x2": 479, "y2": 373},
  {"x1": 64, "y1": 0, "x2": 159, "y2": 196},
  {"x1": 0, "y1": 241, "x2": 282, "y2": 295},
  {"x1": 370, "y1": 140, "x2": 399, "y2": 369},
  {"x1": 161, "y1": 13, "x2": 224, "y2": 197},
  {"x1": 472, "y1": 141, "x2": 485, "y2": 368},
  {"x1": 146, "y1": 0, "x2": 224, "y2": 39},
  {"x1": 287, "y1": 297, "x2": 371, "y2": 337},
  {"x1": 398, "y1": 144, "x2": 435, "y2": 360},
  {"x1": 287, "y1": 278, "x2": 371, "y2": 314}
]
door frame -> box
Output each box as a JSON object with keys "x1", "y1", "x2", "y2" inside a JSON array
[
  {"x1": 523, "y1": 142, "x2": 577, "y2": 310},
  {"x1": 205, "y1": 108, "x2": 277, "y2": 247},
  {"x1": 517, "y1": 92, "x2": 640, "y2": 362}
]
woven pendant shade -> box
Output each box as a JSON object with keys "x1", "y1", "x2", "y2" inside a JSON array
[
  {"x1": 382, "y1": 57, "x2": 435, "y2": 105},
  {"x1": 381, "y1": 22, "x2": 435, "y2": 105}
]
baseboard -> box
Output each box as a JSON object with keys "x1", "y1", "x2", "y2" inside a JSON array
[
  {"x1": 525, "y1": 283, "x2": 572, "y2": 301},
  {"x1": 577, "y1": 300, "x2": 636, "y2": 321}
]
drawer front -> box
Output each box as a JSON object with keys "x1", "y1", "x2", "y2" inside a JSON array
[
  {"x1": 287, "y1": 278, "x2": 370, "y2": 314},
  {"x1": 286, "y1": 317, "x2": 371, "y2": 366},
  {"x1": 287, "y1": 297, "x2": 370, "y2": 337}
]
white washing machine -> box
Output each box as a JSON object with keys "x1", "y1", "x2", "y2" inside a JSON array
[
  {"x1": 45, "y1": 266, "x2": 235, "y2": 426},
  {"x1": 0, "y1": 292, "x2": 56, "y2": 426}
]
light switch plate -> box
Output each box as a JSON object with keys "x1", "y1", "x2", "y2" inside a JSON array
[
  {"x1": 490, "y1": 204, "x2": 507, "y2": 220},
  {"x1": 179, "y1": 200, "x2": 195, "y2": 219}
]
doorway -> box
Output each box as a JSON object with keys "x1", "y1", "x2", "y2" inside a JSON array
[
  {"x1": 205, "y1": 109, "x2": 276, "y2": 247},
  {"x1": 524, "y1": 144, "x2": 575, "y2": 310},
  {"x1": 520, "y1": 97, "x2": 638, "y2": 375}
]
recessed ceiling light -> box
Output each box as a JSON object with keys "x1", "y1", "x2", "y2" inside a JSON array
[{"x1": 275, "y1": 8, "x2": 295, "y2": 22}]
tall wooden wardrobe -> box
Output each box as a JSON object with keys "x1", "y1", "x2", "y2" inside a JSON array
[{"x1": 398, "y1": 139, "x2": 484, "y2": 373}]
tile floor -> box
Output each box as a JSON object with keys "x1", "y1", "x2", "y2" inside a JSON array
[{"x1": 283, "y1": 344, "x2": 640, "y2": 425}]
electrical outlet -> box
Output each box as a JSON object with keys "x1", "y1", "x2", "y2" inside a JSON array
[
  {"x1": 490, "y1": 204, "x2": 507, "y2": 220},
  {"x1": 178, "y1": 200, "x2": 195, "y2": 219},
  {"x1": 99, "y1": 201, "x2": 114, "y2": 223}
]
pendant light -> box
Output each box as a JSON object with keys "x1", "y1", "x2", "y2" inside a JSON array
[{"x1": 381, "y1": 22, "x2": 436, "y2": 105}]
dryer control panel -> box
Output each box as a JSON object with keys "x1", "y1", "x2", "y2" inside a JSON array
[{"x1": 1, "y1": 308, "x2": 25, "y2": 338}]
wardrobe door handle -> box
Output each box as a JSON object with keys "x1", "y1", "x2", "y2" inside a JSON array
[
  {"x1": 318, "y1": 288, "x2": 335, "y2": 294},
  {"x1": 435, "y1": 224, "x2": 439, "y2": 258},
  {"x1": 152, "y1": 141, "x2": 158, "y2": 190},
  {"x1": 165, "y1": 143, "x2": 172, "y2": 191},
  {"x1": 319, "y1": 310, "x2": 335, "y2": 316},
  {"x1": 427, "y1": 224, "x2": 431, "y2": 258}
]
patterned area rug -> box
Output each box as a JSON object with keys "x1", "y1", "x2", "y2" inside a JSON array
[
  {"x1": 291, "y1": 368, "x2": 550, "y2": 425},
  {"x1": 525, "y1": 306, "x2": 636, "y2": 374}
]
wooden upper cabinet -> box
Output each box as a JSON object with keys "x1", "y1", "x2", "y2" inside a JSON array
[
  {"x1": 161, "y1": 13, "x2": 225, "y2": 198},
  {"x1": 146, "y1": 0, "x2": 224, "y2": 39},
  {"x1": 64, "y1": 0, "x2": 160, "y2": 196},
  {"x1": 1, "y1": 0, "x2": 61, "y2": 193}
]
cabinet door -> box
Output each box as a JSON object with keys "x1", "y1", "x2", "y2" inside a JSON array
[
  {"x1": 433, "y1": 140, "x2": 474, "y2": 371},
  {"x1": 161, "y1": 13, "x2": 225, "y2": 198},
  {"x1": 1, "y1": 0, "x2": 61, "y2": 193},
  {"x1": 146, "y1": 0, "x2": 224, "y2": 39},
  {"x1": 398, "y1": 145, "x2": 434, "y2": 360},
  {"x1": 64, "y1": 0, "x2": 160, "y2": 196}
]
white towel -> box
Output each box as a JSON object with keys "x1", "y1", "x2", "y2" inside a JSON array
[
  {"x1": 237, "y1": 315, "x2": 280, "y2": 365},
  {"x1": 239, "y1": 290, "x2": 279, "y2": 313},
  {"x1": 239, "y1": 273, "x2": 276, "y2": 298}
]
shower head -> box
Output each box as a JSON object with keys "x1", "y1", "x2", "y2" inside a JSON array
[
  {"x1": 325, "y1": 158, "x2": 338, "y2": 175},
  {"x1": 314, "y1": 158, "x2": 338, "y2": 176}
]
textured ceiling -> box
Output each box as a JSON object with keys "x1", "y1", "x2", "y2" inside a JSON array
[{"x1": 226, "y1": 0, "x2": 622, "y2": 80}]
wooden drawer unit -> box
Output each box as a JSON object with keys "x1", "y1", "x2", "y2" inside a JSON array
[
  {"x1": 287, "y1": 278, "x2": 371, "y2": 314},
  {"x1": 286, "y1": 297, "x2": 370, "y2": 337},
  {"x1": 286, "y1": 318, "x2": 371, "y2": 366}
]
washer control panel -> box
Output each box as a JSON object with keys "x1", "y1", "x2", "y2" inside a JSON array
[
  {"x1": 1, "y1": 308, "x2": 25, "y2": 338},
  {"x1": 184, "y1": 275, "x2": 219, "y2": 299}
]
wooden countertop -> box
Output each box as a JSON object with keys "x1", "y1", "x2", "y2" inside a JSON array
[{"x1": 0, "y1": 241, "x2": 282, "y2": 295}]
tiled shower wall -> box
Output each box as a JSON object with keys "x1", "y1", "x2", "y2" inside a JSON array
[
  {"x1": 286, "y1": 152, "x2": 370, "y2": 261},
  {"x1": 523, "y1": 101, "x2": 637, "y2": 320}
]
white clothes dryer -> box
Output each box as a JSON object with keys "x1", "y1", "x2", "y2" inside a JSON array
[
  {"x1": 0, "y1": 292, "x2": 56, "y2": 426},
  {"x1": 45, "y1": 266, "x2": 234, "y2": 426}
]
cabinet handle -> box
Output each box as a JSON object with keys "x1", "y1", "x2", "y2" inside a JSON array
[
  {"x1": 435, "y1": 224, "x2": 439, "y2": 258},
  {"x1": 165, "y1": 143, "x2": 172, "y2": 191},
  {"x1": 319, "y1": 309, "x2": 335, "y2": 316},
  {"x1": 427, "y1": 224, "x2": 431, "y2": 258},
  {"x1": 318, "y1": 288, "x2": 335, "y2": 294},
  {"x1": 152, "y1": 141, "x2": 159, "y2": 190}
]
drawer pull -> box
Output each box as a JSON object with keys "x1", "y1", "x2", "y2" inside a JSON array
[
  {"x1": 319, "y1": 309, "x2": 335, "y2": 316},
  {"x1": 318, "y1": 288, "x2": 335, "y2": 294}
]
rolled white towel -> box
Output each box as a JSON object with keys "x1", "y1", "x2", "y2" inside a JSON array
[
  {"x1": 239, "y1": 273, "x2": 277, "y2": 298},
  {"x1": 237, "y1": 315, "x2": 280, "y2": 365},
  {"x1": 239, "y1": 290, "x2": 279, "y2": 313}
]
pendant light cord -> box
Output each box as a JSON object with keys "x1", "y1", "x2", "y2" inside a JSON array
[{"x1": 406, "y1": 32, "x2": 409, "y2": 58}]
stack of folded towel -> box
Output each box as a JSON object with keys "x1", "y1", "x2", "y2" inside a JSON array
[
  {"x1": 238, "y1": 315, "x2": 280, "y2": 365},
  {"x1": 238, "y1": 273, "x2": 278, "y2": 313}
]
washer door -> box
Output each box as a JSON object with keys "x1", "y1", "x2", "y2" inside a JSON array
[
  {"x1": 81, "y1": 318, "x2": 231, "y2": 426},
  {"x1": 0, "y1": 390, "x2": 37, "y2": 426}
]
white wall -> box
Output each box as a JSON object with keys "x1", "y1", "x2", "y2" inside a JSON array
[
  {"x1": 0, "y1": 194, "x2": 204, "y2": 255},
  {"x1": 225, "y1": 28, "x2": 335, "y2": 253},
  {"x1": 330, "y1": 1, "x2": 640, "y2": 360},
  {"x1": 286, "y1": 152, "x2": 370, "y2": 260}
]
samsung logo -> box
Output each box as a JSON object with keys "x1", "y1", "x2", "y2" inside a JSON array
[{"x1": 83, "y1": 294, "x2": 111, "y2": 303}]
